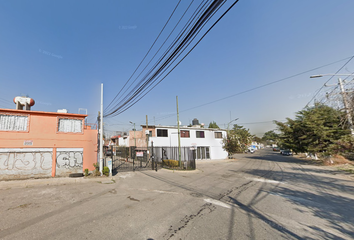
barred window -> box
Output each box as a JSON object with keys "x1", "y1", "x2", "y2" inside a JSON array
[
  {"x1": 181, "y1": 130, "x2": 190, "y2": 138},
  {"x1": 0, "y1": 114, "x2": 28, "y2": 131},
  {"x1": 58, "y1": 118, "x2": 82, "y2": 133},
  {"x1": 157, "y1": 129, "x2": 168, "y2": 137},
  {"x1": 196, "y1": 131, "x2": 205, "y2": 138},
  {"x1": 214, "y1": 132, "x2": 222, "y2": 138}
]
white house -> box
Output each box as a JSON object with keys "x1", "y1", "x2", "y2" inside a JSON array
[{"x1": 129, "y1": 125, "x2": 228, "y2": 160}]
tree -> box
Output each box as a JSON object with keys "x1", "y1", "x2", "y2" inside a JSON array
[
  {"x1": 223, "y1": 124, "x2": 252, "y2": 154},
  {"x1": 208, "y1": 121, "x2": 219, "y2": 129},
  {"x1": 262, "y1": 130, "x2": 279, "y2": 145},
  {"x1": 275, "y1": 103, "x2": 350, "y2": 155},
  {"x1": 253, "y1": 135, "x2": 262, "y2": 144}
]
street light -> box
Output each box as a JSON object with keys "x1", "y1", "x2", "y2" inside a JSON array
[
  {"x1": 227, "y1": 118, "x2": 239, "y2": 132},
  {"x1": 310, "y1": 74, "x2": 354, "y2": 135}
]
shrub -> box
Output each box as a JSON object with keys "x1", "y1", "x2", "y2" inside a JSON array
[
  {"x1": 103, "y1": 166, "x2": 110, "y2": 176},
  {"x1": 84, "y1": 168, "x2": 89, "y2": 176},
  {"x1": 162, "y1": 159, "x2": 179, "y2": 168},
  {"x1": 93, "y1": 163, "x2": 100, "y2": 176}
]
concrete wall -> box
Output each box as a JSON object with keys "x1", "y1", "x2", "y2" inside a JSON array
[
  {"x1": 0, "y1": 109, "x2": 98, "y2": 179},
  {"x1": 0, "y1": 148, "x2": 52, "y2": 180}
]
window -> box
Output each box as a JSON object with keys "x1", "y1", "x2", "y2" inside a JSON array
[
  {"x1": 196, "y1": 146, "x2": 210, "y2": 159},
  {"x1": 149, "y1": 130, "x2": 152, "y2": 137},
  {"x1": 157, "y1": 129, "x2": 168, "y2": 137},
  {"x1": 58, "y1": 118, "x2": 82, "y2": 133},
  {"x1": 180, "y1": 130, "x2": 190, "y2": 138},
  {"x1": 196, "y1": 131, "x2": 205, "y2": 138},
  {"x1": 215, "y1": 132, "x2": 222, "y2": 138},
  {"x1": 0, "y1": 114, "x2": 28, "y2": 131}
]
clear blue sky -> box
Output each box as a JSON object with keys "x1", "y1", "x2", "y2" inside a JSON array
[{"x1": 1, "y1": 0, "x2": 354, "y2": 137}]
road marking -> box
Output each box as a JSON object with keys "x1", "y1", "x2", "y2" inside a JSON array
[
  {"x1": 153, "y1": 190, "x2": 180, "y2": 195},
  {"x1": 250, "y1": 178, "x2": 285, "y2": 184},
  {"x1": 204, "y1": 199, "x2": 231, "y2": 209}
]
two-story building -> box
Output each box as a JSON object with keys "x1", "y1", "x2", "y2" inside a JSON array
[
  {"x1": 128, "y1": 125, "x2": 228, "y2": 160},
  {"x1": 0, "y1": 98, "x2": 97, "y2": 180}
]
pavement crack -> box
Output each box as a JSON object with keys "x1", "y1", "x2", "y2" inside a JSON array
[
  {"x1": 164, "y1": 203, "x2": 216, "y2": 239},
  {"x1": 127, "y1": 196, "x2": 140, "y2": 202}
]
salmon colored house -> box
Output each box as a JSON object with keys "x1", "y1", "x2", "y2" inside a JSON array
[{"x1": 0, "y1": 100, "x2": 98, "y2": 180}]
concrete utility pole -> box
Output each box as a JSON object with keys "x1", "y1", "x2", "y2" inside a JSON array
[
  {"x1": 176, "y1": 96, "x2": 181, "y2": 168},
  {"x1": 310, "y1": 74, "x2": 354, "y2": 136},
  {"x1": 146, "y1": 115, "x2": 150, "y2": 161},
  {"x1": 99, "y1": 83, "x2": 104, "y2": 175},
  {"x1": 338, "y1": 78, "x2": 354, "y2": 135}
]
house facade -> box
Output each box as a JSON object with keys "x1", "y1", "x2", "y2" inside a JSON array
[
  {"x1": 0, "y1": 108, "x2": 98, "y2": 180},
  {"x1": 128, "y1": 125, "x2": 228, "y2": 160}
]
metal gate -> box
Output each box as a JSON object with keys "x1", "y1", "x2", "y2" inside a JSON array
[
  {"x1": 110, "y1": 145, "x2": 195, "y2": 173},
  {"x1": 110, "y1": 146, "x2": 159, "y2": 173}
]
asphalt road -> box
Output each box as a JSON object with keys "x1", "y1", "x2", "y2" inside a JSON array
[{"x1": 0, "y1": 149, "x2": 353, "y2": 240}]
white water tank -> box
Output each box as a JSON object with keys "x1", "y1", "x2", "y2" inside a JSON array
[{"x1": 57, "y1": 109, "x2": 68, "y2": 113}]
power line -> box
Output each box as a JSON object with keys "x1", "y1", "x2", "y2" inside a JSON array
[
  {"x1": 104, "y1": 0, "x2": 238, "y2": 118},
  {"x1": 304, "y1": 55, "x2": 354, "y2": 108},
  {"x1": 134, "y1": 56, "x2": 354, "y2": 125},
  {"x1": 104, "y1": 0, "x2": 182, "y2": 112},
  {"x1": 182, "y1": 56, "x2": 354, "y2": 113},
  {"x1": 104, "y1": 0, "x2": 210, "y2": 115}
]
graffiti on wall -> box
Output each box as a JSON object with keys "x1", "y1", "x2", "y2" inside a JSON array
[
  {"x1": 56, "y1": 148, "x2": 83, "y2": 175},
  {"x1": 0, "y1": 148, "x2": 53, "y2": 179}
]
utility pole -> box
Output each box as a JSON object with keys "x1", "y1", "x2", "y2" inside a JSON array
[
  {"x1": 129, "y1": 121, "x2": 136, "y2": 167},
  {"x1": 99, "y1": 83, "x2": 103, "y2": 175},
  {"x1": 176, "y1": 96, "x2": 181, "y2": 168},
  {"x1": 146, "y1": 115, "x2": 150, "y2": 162},
  {"x1": 338, "y1": 78, "x2": 354, "y2": 135},
  {"x1": 310, "y1": 74, "x2": 354, "y2": 136}
]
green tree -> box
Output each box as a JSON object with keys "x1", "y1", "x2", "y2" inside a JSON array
[
  {"x1": 262, "y1": 130, "x2": 279, "y2": 145},
  {"x1": 223, "y1": 124, "x2": 252, "y2": 154},
  {"x1": 208, "y1": 121, "x2": 219, "y2": 129},
  {"x1": 253, "y1": 135, "x2": 262, "y2": 144},
  {"x1": 275, "y1": 103, "x2": 350, "y2": 155}
]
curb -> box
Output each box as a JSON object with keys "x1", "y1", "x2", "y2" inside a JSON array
[{"x1": 0, "y1": 176, "x2": 115, "y2": 190}]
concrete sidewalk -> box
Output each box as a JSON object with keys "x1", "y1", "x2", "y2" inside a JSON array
[
  {"x1": 0, "y1": 167, "x2": 201, "y2": 190},
  {"x1": 0, "y1": 175, "x2": 116, "y2": 190}
]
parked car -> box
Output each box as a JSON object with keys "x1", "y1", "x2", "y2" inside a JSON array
[
  {"x1": 248, "y1": 148, "x2": 255, "y2": 153},
  {"x1": 281, "y1": 150, "x2": 293, "y2": 156},
  {"x1": 105, "y1": 149, "x2": 112, "y2": 156},
  {"x1": 273, "y1": 147, "x2": 280, "y2": 151}
]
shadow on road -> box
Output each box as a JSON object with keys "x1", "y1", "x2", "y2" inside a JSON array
[{"x1": 237, "y1": 150, "x2": 354, "y2": 239}]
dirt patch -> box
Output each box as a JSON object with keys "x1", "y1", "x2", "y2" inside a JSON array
[
  {"x1": 322, "y1": 155, "x2": 352, "y2": 166},
  {"x1": 336, "y1": 164, "x2": 354, "y2": 174}
]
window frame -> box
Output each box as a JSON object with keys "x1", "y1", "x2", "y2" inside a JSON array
[
  {"x1": 214, "y1": 132, "x2": 223, "y2": 139},
  {"x1": 196, "y1": 131, "x2": 205, "y2": 138},
  {"x1": 0, "y1": 113, "x2": 29, "y2": 132},
  {"x1": 156, "y1": 129, "x2": 168, "y2": 137},
  {"x1": 180, "y1": 130, "x2": 190, "y2": 138},
  {"x1": 57, "y1": 117, "x2": 83, "y2": 134}
]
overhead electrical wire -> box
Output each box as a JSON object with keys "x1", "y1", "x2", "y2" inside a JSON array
[
  {"x1": 104, "y1": 0, "x2": 216, "y2": 115},
  {"x1": 104, "y1": 0, "x2": 239, "y2": 118},
  {"x1": 304, "y1": 55, "x2": 354, "y2": 108},
  {"x1": 104, "y1": 0, "x2": 207, "y2": 115},
  {"x1": 106, "y1": 0, "x2": 227, "y2": 116},
  {"x1": 104, "y1": 0, "x2": 182, "y2": 112},
  {"x1": 133, "y1": 56, "x2": 354, "y2": 126}
]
